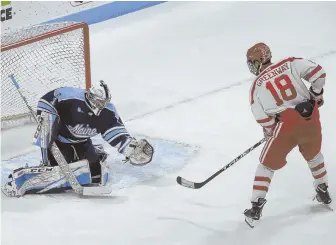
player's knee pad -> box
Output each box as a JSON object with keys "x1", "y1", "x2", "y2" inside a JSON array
[{"x1": 1, "y1": 160, "x2": 91, "y2": 197}]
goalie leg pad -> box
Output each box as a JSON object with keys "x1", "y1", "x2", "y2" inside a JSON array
[
  {"x1": 1, "y1": 160, "x2": 91, "y2": 197},
  {"x1": 99, "y1": 160, "x2": 109, "y2": 186},
  {"x1": 34, "y1": 111, "x2": 60, "y2": 165},
  {"x1": 34, "y1": 111, "x2": 60, "y2": 149}
]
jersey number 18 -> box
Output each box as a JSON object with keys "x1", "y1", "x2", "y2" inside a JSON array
[{"x1": 265, "y1": 74, "x2": 297, "y2": 106}]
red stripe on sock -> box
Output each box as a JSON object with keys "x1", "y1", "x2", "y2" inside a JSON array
[
  {"x1": 314, "y1": 171, "x2": 327, "y2": 179},
  {"x1": 311, "y1": 162, "x2": 325, "y2": 172},
  {"x1": 254, "y1": 176, "x2": 271, "y2": 183},
  {"x1": 253, "y1": 185, "x2": 268, "y2": 191}
]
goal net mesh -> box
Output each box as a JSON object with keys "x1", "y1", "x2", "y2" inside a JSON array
[{"x1": 1, "y1": 22, "x2": 91, "y2": 129}]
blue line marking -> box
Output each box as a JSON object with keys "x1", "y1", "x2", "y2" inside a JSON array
[{"x1": 44, "y1": 1, "x2": 166, "y2": 25}]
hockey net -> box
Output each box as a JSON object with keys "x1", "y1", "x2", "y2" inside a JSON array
[{"x1": 1, "y1": 22, "x2": 91, "y2": 129}]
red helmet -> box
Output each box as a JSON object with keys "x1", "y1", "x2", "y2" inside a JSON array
[{"x1": 246, "y1": 43, "x2": 272, "y2": 76}]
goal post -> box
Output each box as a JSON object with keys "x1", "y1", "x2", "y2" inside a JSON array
[{"x1": 1, "y1": 22, "x2": 92, "y2": 129}]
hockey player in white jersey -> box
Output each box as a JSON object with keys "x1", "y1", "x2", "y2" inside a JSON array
[
  {"x1": 244, "y1": 43, "x2": 331, "y2": 227},
  {"x1": 2, "y1": 80, "x2": 154, "y2": 197}
]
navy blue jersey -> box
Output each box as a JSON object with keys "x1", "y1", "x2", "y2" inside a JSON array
[{"x1": 36, "y1": 87, "x2": 131, "y2": 153}]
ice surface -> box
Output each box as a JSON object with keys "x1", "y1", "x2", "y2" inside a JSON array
[{"x1": 1, "y1": 2, "x2": 336, "y2": 245}]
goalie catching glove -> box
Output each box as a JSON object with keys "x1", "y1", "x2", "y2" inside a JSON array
[{"x1": 121, "y1": 138, "x2": 154, "y2": 166}]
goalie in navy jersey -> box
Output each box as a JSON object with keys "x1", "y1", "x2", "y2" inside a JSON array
[{"x1": 2, "y1": 81, "x2": 154, "y2": 197}]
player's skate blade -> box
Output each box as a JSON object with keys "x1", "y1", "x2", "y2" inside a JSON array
[
  {"x1": 243, "y1": 198, "x2": 267, "y2": 228},
  {"x1": 313, "y1": 183, "x2": 333, "y2": 210},
  {"x1": 313, "y1": 196, "x2": 334, "y2": 211},
  {"x1": 245, "y1": 217, "x2": 256, "y2": 228},
  {"x1": 82, "y1": 186, "x2": 112, "y2": 196}
]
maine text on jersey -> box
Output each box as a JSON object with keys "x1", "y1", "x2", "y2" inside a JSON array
[{"x1": 67, "y1": 124, "x2": 98, "y2": 138}]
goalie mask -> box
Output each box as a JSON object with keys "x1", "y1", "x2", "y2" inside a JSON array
[
  {"x1": 246, "y1": 43, "x2": 272, "y2": 76},
  {"x1": 85, "y1": 80, "x2": 111, "y2": 115}
]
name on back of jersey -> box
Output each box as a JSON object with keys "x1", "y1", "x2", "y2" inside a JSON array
[{"x1": 256, "y1": 62, "x2": 290, "y2": 86}]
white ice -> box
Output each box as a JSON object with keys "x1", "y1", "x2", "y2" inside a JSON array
[{"x1": 1, "y1": 2, "x2": 336, "y2": 245}]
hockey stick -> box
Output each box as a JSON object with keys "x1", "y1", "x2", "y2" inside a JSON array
[
  {"x1": 176, "y1": 138, "x2": 266, "y2": 189},
  {"x1": 9, "y1": 75, "x2": 111, "y2": 196}
]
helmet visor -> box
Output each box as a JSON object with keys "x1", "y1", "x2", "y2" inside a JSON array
[
  {"x1": 247, "y1": 60, "x2": 261, "y2": 76},
  {"x1": 91, "y1": 97, "x2": 107, "y2": 110}
]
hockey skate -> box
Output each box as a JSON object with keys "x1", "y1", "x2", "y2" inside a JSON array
[
  {"x1": 244, "y1": 198, "x2": 267, "y2": 228},
  {"x1": 313, "y1": 183, "x2": 333, "y2": 210}
]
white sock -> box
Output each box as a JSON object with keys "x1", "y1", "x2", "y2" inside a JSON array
[
  {"x1": 307, "y1": 152, "x2": 328, "y2": 188},
  {"x1": 251, "y1": 163, "x2": 275, "y2": 202}
]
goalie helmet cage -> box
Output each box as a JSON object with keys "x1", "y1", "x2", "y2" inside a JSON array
[{"x1": 0, "y1": 22, "x2": 92, "y2": 129}]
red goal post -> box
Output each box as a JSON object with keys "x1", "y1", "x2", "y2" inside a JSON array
[{"x1": 1, "y1": 22, "x2": 92, "y2": 128}]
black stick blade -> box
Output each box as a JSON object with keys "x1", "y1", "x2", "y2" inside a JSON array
[{"x1": 176, "y1": 176, "x2": 198, "y2": 189}]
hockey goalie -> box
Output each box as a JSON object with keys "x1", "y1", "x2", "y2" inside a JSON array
[{"x1": 2, "y1": 80, "x2": 154, "y2": 197}]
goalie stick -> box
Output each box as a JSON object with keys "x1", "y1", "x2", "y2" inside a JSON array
[
  {"x1": 9, "y1": 75, "x2": 111, "y2": 196},
  {"x1": 176, "y1": 138, "x2": 266, "y2": 189}
]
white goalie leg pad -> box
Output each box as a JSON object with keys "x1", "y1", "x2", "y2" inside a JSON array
[
  {"x1": 33, "y1": 111, "x2": 60, "y2": 164},
  {"x1": 122, "y1": 138, "x2": 154, "y2": 166},
  {"x1": 1, "y1": 160, "x2": 91, "y2": 197},
  {"x1": 99, "y1": 160, "x2": 109, "y2": 186},
  {"x1": 33, "y1": 111, "x2": 59, "y2": 147}
]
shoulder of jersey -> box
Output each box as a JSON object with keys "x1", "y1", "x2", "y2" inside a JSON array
[
  {"x1": 104, "y1": 102, "x2": 119, "y2": 118},
  {"x1": 252, "y1": 57, "x2": 302, "y2": 82},
  {"x1": 54, "y1": 87, "x2": 86, "y2": 102},
  {"x1": 105, "y1": 102, "x2": 116, "y2": 112}
]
